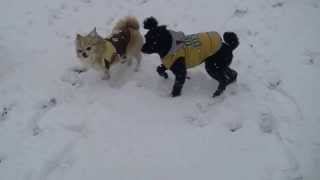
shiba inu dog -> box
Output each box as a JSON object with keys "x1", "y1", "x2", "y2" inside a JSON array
[
  {"x1": 75, "y1": 16, "x2": 143, "y2": 79},
  {"x1": 142, "y1": 17, "x2": 239, "y2": 97}
]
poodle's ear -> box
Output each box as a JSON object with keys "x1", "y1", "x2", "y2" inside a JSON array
[{"x1": 143, "y1": 17, "x2": 158, "y2": 30}]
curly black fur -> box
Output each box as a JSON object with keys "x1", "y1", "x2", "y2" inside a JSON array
[
  {"x1": 143, "y1": 17, "x2": 159, "y2": 30},
  {"x1": 223, "y1": 32, "x2": 239, "y2": 50}
]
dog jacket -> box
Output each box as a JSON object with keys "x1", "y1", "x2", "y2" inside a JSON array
[
  {"x1": 102, "y1": 40, "x2": 117, "y2": 68},
  {"x1": 103, "y1": 29, "x2": 131, "y2": 67},
  {"x1": 162, "y1": 31, "x2": 222, "y2": 69}
]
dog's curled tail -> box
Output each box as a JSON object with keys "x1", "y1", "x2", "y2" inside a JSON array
[
  {"x1": 113, "y1": 16, "x2": 140, "y2": 31},
  {"x1": 223, "y1": 32, "x2": 239, "y2": 50}
]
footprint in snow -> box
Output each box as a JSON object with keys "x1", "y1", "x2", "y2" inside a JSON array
[
  {"x1": 303, "y1": 50, "x2": 320, "y2": 65},
  {"x1": 137, "y1": 0, "x2": 149, "y2": 5},
  {"x1": 0, "y1": 155, "x2": 6, "y2": 165},
  {"x1": 227, "y1": 82, "x2": 251, "y2": 96},
  {"x1": 185, "y1": 98, "x2": 226, "y2": 128},
  {"x1": 1, "y1": 104, "x2": 14, "y2": 122},
  {"x1": 268, "y1": 80, "x2": 282, "y2": 90},
  {"x1": 30, "y1": 98, "x2": 57, "y2": 136},
  {"x1": 1, "y1": 107, "x2": 9, "y2": 121},
  {"x1": 61, "y1": 67, "x2": 85, "y2": 87},
  {"x1": 233, "y1": 8, "x2": 248, "y2": 18},
  {"x1": 259, "y1": 111, "x2": 275, "y2": 134},
  {"x1": 81, "y1": 0, "x2": 92, "y2": 4},
  {"x1": 185, "y1": 115, "x2": 210, "y2": 128},
  {"x1": 247, "y1": 30, "x2": 259, "y2": 37},
  {"x1": 47, "y1": 8, "x2": 63, "y2": 26},
  {"x1": 225, "y1": 120, "x2": 243, "y2": 132},
  {"x1": 272, "y1": 2, "x2": 284, "y2": 8}
]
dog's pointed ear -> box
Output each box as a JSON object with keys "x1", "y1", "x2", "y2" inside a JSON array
[
  {"x1": 88, "y1": 27, "x2": 98, "y2": 37},
  {"x1": 76, "y1": 34, "x2": 82, "y2": 40},
  {"x1": 143, "y1": 17, "x2": 158, "y2": 30}
]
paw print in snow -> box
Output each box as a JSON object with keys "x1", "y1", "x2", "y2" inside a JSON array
[
  {"x1": 1, "y1": 106, "x2": 12, "y2": 121},
  {"x1": 272, "y1": 2, "x2": 284, "y2": 8},
  {"x1": 268, "y1": 80, "x2": 281, "y2": 90},
  {"x1": 233, "y1": 8, "x2": 248, "y2": 18}
]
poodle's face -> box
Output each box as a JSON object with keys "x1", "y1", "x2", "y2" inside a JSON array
[{"x1": 142, "y1": 25, "x2": 172, "y2": 54}]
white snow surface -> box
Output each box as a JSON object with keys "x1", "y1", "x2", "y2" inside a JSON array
[{"x1": 1, "y1": 0, "x2": 320, "y2": 180}]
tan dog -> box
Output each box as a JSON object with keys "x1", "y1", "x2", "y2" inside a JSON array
[{"x1": 75, "y1": 16, "x2": 143, "y2": 79}]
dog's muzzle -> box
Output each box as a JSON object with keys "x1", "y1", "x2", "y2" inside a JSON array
[{"x1": 82, "y1": 52, "x2": 88, "y2": 58}]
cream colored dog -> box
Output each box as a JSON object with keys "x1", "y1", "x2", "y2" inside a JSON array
[{"x1": 75, "y1": 16, "x2": 143, "y2": 79}]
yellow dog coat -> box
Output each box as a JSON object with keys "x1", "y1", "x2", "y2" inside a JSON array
[
  {"x1": 101, "y1": 40, "x2": 117, "y2": 68},
  {"x1": 162, "y1": 31, "x2": 222, "y2": 69}
]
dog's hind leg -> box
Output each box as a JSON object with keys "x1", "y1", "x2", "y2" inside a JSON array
[
  {"x1": 205, "y1": 60, "x2": 230, "y2": 97},
  {"x1": 225, "y1": 67, "x2": 238, "y2": 84},
  {"x1": 134, "y1": 53, "x2": 142, "y2": 72},
  {"x1": 204, "y1": 44, "x2": 238, "y2": 97},
  {"x1": 126, "y1": 57, "x2": 133, "y2": 66}
]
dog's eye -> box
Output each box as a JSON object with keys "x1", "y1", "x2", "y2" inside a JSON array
[
  {"x1": 77, "y1": 49, "x2": 82, "y2": 53},
  {"x1": 86, "y1": 47, "x2": 91, "y2": 51}
]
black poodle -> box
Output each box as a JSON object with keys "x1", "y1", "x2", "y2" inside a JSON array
[{"x1": 142, "y1": 17, "x2": 239, "y2": 97}]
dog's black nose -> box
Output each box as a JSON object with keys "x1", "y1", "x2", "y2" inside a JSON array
[{"x1": 82, "y1": 52, "x2": 88, "y2": 58}]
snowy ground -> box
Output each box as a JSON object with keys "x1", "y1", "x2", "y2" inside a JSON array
[{"x1": 1, "y1": 0, "x2": 320, "y2": 179}]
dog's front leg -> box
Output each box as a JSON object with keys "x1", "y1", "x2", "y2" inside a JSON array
[
  {"x1": 170, "y1": 58, "x2": 187, "y2": 97},
  {"x1": 134, "y1": 53, "x2": 142, "y2": 72},
  {"x1": 102, "y1": 69, "x2": 110, "y2": 80},
  {"x1": 157, "y1": 64, "x2": 168, "y2": 79}
]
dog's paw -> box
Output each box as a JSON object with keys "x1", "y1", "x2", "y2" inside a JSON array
[
  {"x1": 102, "y1": 73, "x2": 110, "y2": 80},
  {"x1": 171, "y1": 93, "x2": 181, "y2": 98},
  {"x1": 102, "y1": 70, "x2": 111, "y2": 80},
  {"x1": 102, "y1": 76, "x2": 110, "y2": 80},
  {"x1": 61, "y1": 69, "x2": 82, "y2": 87},
  {"x1": 212, "y1": 89, "x2": 224, "y2": 98},
  {"x1": 171, "y1": 90, "x2": 181, "y2": 97},
  {"x1": 162, "y1": 72, "x2": 168, "y2": 79},
  {"x1": 212, "y1": 84, "x2": 227, "y2": 97},
  {"x1": 127, "y1": 59, "x2": 133, "y2": 66}
]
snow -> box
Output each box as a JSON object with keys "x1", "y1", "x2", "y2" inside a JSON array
[{"x1": 0, "y1": 0, "x2": 320, "y2": 180}]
